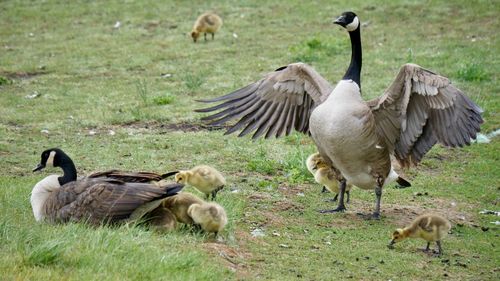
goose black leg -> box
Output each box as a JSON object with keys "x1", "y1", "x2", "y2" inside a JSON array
[
  {"x1": 319, "y1": 179, "x2": 347, "y2": 213},
  {"x1": 346, "y1": 190, "x2": 350, "y2": 203},
  {"x1": 357, "y1": 182, "x2": 382, "y2": 220},
  {"x1": 372, "y1": 185, "x2": 382, "y2": 219}
]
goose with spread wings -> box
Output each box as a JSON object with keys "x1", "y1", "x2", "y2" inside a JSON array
[{"x1": 196, "y1": 11, "x2": 483, "y2": 219}]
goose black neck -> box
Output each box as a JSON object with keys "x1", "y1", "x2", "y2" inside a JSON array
[
  {"x1": 57, "y1": 154, "x2": 77, "y2": 185},
  {"x1": 342, "y1": 27, "x2": 362, "y2": 87}
]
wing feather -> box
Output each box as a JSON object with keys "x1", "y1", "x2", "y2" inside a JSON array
[
  {"x1": 196, "y1": 63, "x2": 333, "y2": 138},
  {"x1": 369, "y1": 63, "x2": 483, "y2": 167}
]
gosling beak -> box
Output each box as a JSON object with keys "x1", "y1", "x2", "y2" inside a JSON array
[
  {"x1": 333, "y1": 15, "x2": 347, "y2": 27},
  {"x1": 32, "y1": 163, "x2": 45, "y2": 172},
  {"x1": 387, "y1": 239, "x2": 396, "y2": 249}
]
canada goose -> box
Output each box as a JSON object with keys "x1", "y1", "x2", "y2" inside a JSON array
[
  {"x1": 175, "y1": 165, "x2": 226, "y2": 200},
  {"x1": 187, "y1": 202, "x2": 228, "y2": 236},
  {"x1": 388, "y1": 214, "x2": 452, "y2": 256},
  {"x1": 31, "y1": 148, "x2": 183, "y2": 224},
  {"x1": 306, "y1": 153, "x2": 328, "y2": 193},
  {"x1": 191, "y1": 12, "x2": 223, "y2": 43},
  {"x1": 160, "y1": 192, "x2": 205, "y2": 225},
  {"x1": 196, "y1": 11, "x2": 482, "y2": 219}
]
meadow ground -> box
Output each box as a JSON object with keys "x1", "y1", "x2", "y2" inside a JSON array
[{"x1": 0, "y1": 0, "x2": 499, "y2": 280}]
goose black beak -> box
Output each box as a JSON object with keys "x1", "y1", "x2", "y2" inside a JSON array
[
  {"x1": 333, "y1": 15, "x2": 347, "y2": 27},
  {"x1": 33, "y1": 163, "x2": 45, "y2": 172}
]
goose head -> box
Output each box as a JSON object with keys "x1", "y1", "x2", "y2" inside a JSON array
[
  {"x1": 333, "y1": 11, "x2": 359, "y2": 32},
  {"x1": 388, "y1": 228, "x2": 406, "y2": 249},
  {"x1": 175, "y1": 171, "x2": 189, "y2": 185},
  {"x1": 33, "y1": 148, "x2": 67, "y2": 172},
  {"x1": 33, "y1": 148, "x2": 77, "y2": 186}
]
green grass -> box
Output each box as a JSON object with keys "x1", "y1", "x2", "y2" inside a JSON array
[{"x1": 1, "y1": 0, "x2": 499, "y2": 280}]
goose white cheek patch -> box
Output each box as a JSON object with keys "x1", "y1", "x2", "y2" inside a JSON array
[
  {"x1": 46, "y1": 151, "x2": 56, "y2": 167},
  {"x1": 346, "y1": 16, "x2": 359, "y2": 32}
]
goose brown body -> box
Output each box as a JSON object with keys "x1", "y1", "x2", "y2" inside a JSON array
[{"x1": 31, "y1": 148, "x2": 183, "y2": 225}]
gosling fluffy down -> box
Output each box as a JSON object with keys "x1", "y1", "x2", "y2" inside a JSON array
[
  {"x1": 175, "y1": 165, "x2": 226, "y2": 200},
  {"x1": 188, "y1": 202, "x2": 227, "y2": 236},
  {"x1": 388, "y1": 213, "x2": 452, "y2": 255},
  {"x1": 315, "y1": 167, "x2": 353, "y2": 203},
  {"x1": 191, "y1": 12, "x2": 223, "y2": 42},
  {"x1": 161, "y1": 192, "x2": 205, "y2": 225}
]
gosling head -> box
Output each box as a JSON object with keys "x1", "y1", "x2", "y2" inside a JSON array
[
  {"x1": 33, "y1": 148, "x2": 66, "y2": 172},
  {"x1": 333, "y1": 11, "x2": 359, "y2": 32},
  {"x1": 175, "y1": 171, "x2": 189, "y2": 184},
  {"x1": 388, "y1": 228, "x2": 406, "y2": 249},
  {"x1": 191, "y1": 31, "x2": 200, "y2": 42}
]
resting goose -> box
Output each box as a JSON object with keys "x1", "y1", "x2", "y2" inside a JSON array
[
  {"x1": 196, "y1": 11, "x2": 483, "y2": 219},
  {"x1": 31, "y1": 148, "x2": 183, "y2": 224},
  {"x1": 388, "y1": 213, "x2": 451, "y2": 256}
]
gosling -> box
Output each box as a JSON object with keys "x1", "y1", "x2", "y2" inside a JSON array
[
  {"x1": 307, "y1": 153, "x2": 352, "y2": 200},
  {"x1": 175, "y1": 165, "x2": 225, "y2": 200},
  {"x1": 191, "y1": 12, "x2": 223, "y2": 43},
  {"x1": 306, "y1": 153, "x2": 328, "y2": 193},
  {"x1": 315, "y1": 167, "x2": 353, "y2": 203},
  {"x1": 388, "y1": 214, "x2": 452, "y2": 256},
  {"x1": 188, "y1": 202, "x2": 227, "y2": 237},
  {"x1": 161, "y1": 192, "x2": 205, "y2": 225}
]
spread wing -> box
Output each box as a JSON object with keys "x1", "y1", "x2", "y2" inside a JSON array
[
  {"x1": 54, "y1": 179, "x2": 182, "y2": 224},
  {"x1": 368, "y1": 63, "x2": 483, "y2": 167},
  {"x1": 196, "y1": 62, "x2": 333, "y2": 139}
]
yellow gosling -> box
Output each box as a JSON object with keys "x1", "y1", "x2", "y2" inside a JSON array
[
  {"x1": 188, "y1": 202, "x2": 227, "y2": 237},
  {"x1": 388, "y1": 213, "x2": 452, "y2": 256},
  {"x1": 175, "y1": 165, "x2": 226, "y2": 200},
  {"x1": 191, "y1": 12, "x2": 222, "y2": 43}
]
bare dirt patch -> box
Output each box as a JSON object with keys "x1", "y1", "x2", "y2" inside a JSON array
[
  {"x1": 201, "y1": 231, "x2": 254, "y2": 279},
  {"x1": 110, "y1": 121, "x2": 229, "y2": 133},
  {"x1": 0, "y1": 70, "x2": 48, "y2": 80}
]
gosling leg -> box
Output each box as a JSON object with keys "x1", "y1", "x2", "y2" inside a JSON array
[
  {"x1": 421, "y1": 242, "x2": 431, "y2": 252},
  {"x1": 319, "y1": 179, "x2": 346, "y2": 213},
  {"x1": 211, "y1": 33, "x2": 215, "y2": 40},
  {"x1": 204, "y1": 33, "x2": 207, "y2": 41},
  {"x1": 346, "y1": 190, "x2": 351, "y2": 204},
  {"x1": 324, "y1": 193, "x2": 338, "y2": 203},
  {"x1": 321, "y1": 186, "x2": 328, "y2": 193},
  {"x1": 434, "y1": 240, "x2": 443, "y2": 256}
]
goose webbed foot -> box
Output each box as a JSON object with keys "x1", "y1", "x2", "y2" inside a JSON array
[
  {"x1": 319, "y1": 205, "x2": 346, "y2": 214},
  {"x1": 356, "y1": 212, "x2": 381, "y2": 220}
]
